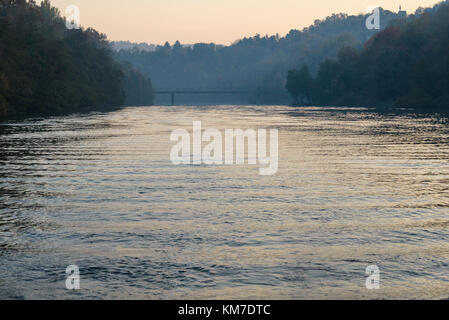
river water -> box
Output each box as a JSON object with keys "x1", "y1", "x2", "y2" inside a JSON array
[{"x1": 0, "y1": 105, "x2": 448, "y2": 299}]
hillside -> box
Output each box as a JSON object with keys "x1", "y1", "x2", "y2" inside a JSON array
[
  {"x1": 0, "y1": 0, "x2": 153, "y2": 119},
  {"x1": 114, "y1": 8, "x2": 403, "y2": 103},
  {"x1": 286, "y1": 1, "x2": 449, "y2": 109}
]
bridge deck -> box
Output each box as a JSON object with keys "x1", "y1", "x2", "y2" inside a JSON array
[
  {"x1": 154, "y1": 89, "x2": 255, "y2": 105},
  {"x1": 154, "y1": 90, "x2": 254, "y2": 94}
]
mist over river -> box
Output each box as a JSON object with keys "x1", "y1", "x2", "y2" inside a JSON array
[{"x1": 0, "y1": 105, "x2": 448, "y2": 299}]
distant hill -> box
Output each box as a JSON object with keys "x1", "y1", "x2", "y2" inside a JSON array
[
  {"x1": 111, "y1": 41, "x2": 157, "y2": 52},
  {"x1": 110, "y1": 41, "x2": 196, "y2": 52},
  {"x1": 114, "y1": 8, "x2": 405, "y2": 104}
]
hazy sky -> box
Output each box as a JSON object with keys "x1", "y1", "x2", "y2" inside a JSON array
[{"x1": 44, "y1": 0, "x2": 440, "y2": 45}]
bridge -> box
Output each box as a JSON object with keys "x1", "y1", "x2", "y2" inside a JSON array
[{"x1": 153, "y1": 89, "x2": 255, "y2": 105}]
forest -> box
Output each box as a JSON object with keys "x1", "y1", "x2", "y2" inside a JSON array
[
  {"x1": 114, "y1": 9, "x2": 403, "y2": 104},
  {"x1": 2, "y1": 0, "x2": 447, "y2": 114},
  {"x1": 0, "y1": 0, "x2": 153, "y2": 119},
  {"x1": 286, "y1": 1, "x2": 449, "y2": 109}
]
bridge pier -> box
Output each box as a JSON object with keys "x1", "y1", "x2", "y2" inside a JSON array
[{"x1": 153, "y1": 89, "x2": 254, "y2": 106}]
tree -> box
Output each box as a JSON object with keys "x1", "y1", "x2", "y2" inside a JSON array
[
  {"x1": 114, "y1": 7, "x2": 402, "y2": 104},
  {"x1": 286, "y1": 65, "x2": 314, "y2": 105},
  {"x1": 121, "y1": 63, "x2": 154, "y2": 106},
  {"x1": 303, "y1": 1, "x2": 449, "y2": 110},
  {"x1": 0, "y1": 0, "x2": 154, "y2": 119},
  {"x1": 0, "y1": 73, "x2": 8, "y2": 117}
]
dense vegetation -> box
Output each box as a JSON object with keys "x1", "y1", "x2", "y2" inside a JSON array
[
  {"x1": 121, "y1": 63, "x2": 154, "y2": 106},
  {"x1": 115, "y1": 9, "x2": 402, "y2": 103},
  {"x1": 2, "y1": 0, "x2": 446, "y2": 112},
  {"x1": 0, "y1": 0, "x2": 153, "y2": 119},
  {"x1": 286, "y1": 1, "x2": 449, "y2": 109}
]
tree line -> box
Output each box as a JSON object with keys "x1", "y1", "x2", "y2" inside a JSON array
[
  {"x1": 286, "y1": 1, "x2": 449, "y2": 109},
  {"x1": 114, "y1": 9, "x2": 402, "y2": 104},
  {"x1": 0, "y1": 0, "x2": 154, "y2": 120}
]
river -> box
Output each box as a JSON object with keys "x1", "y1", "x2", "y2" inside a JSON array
[{"x1": 0, "y1": 105, "x2": 448, "y2": 299}]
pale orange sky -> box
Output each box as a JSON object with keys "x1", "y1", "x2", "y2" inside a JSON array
[{"x1": 43, "y1": 0, "x2": 440, "y2": 44}]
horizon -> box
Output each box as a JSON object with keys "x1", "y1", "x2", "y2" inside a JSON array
[{"x1": 41, "y1": 0, "x2": 441, "y2": 45}]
